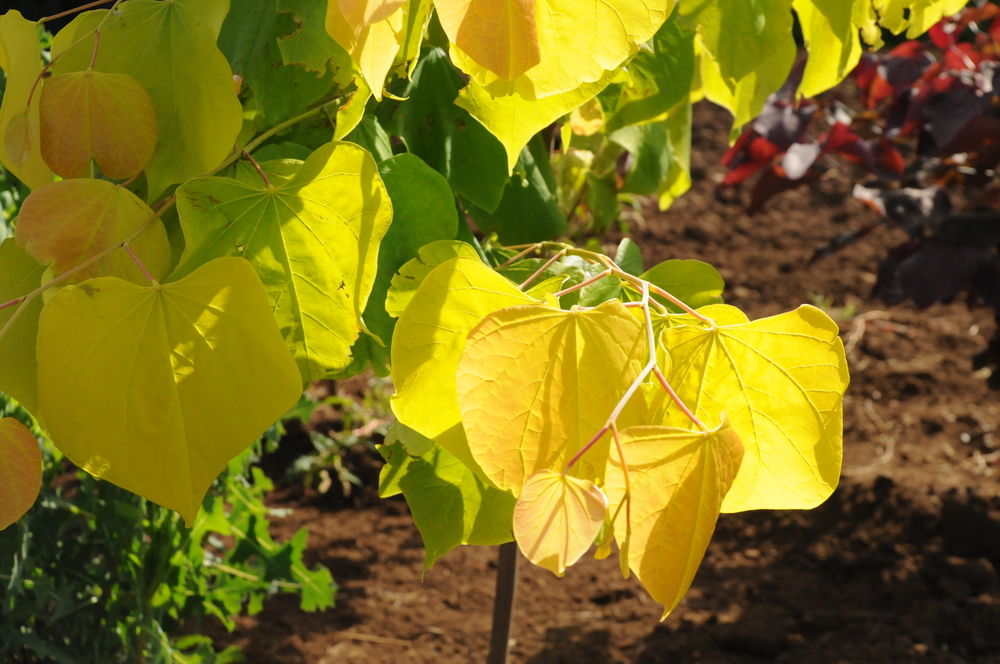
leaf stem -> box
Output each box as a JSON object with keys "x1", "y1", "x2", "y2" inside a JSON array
[
  {"x1": 653, "y1": 367, "x2": 707, "y2": 432},
  {"x1": 0, "y1": 195, "x2": 176, "y2": 345},
  {"x1": 123, "y1": 241, "x2": 154, "y2": 283},
  {"x1": 497, "y1": 243, "x2": 542, "y2": 268},
  {"x1": 40, "y1": 0, "x2": 117, "y2": 23},
  {"x1": 88, "y1": 29, "x2": 101, "y2": 70},
  {"x1": 519, "y1": 249, "x2": 566, "y2": 290},
  {"x1": 552, "y1": 269, "x2": 612, "y2": 298},
  {"x1": 242, "y1": 151, "x2": 272, "y2": 188}
]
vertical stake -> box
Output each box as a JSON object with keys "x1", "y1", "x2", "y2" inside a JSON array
[{"x1": 486, "y1": 541, "x2": 519, "y2": 664}]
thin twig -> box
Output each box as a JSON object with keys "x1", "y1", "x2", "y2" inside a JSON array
[
  {"x1": 519, "y1": 249, "x2": 566, "y2": 290},
  {"x1": 243, "y1": 151, "x2": 272, "y2": 188},
  {"x1": 40, "y1": 0, "x2": 117, "y2": 23}
]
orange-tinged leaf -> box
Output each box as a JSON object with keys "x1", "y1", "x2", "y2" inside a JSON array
[
  {"x1": 0, "y1": 11, "x2": 52, "y2": 189},
  {"x1": 339, "y1": 0, "x2": 406, "y2": 27},
  {"x1": 15, "y1": 179, "x2": 171, "y2": 285},
  {"x1": 604, "y1": 417, "x2": 744, "y2": 618},
  {"x1": 457, "y1": 300, "x2": 647, "y2": 496},
  {"x1": 4, "y1": 110, "x2": 34, "y2": 165},
  {"x1": 39, "y1": 70, "x2": 157, "y2": 179},
  {"x1": 0, "y1": 417, "x2": 41, "y2": 530},
  {"x1": 435, "y1": 0, "x2": 541, "y2": 81},
  {"x1": 513, "y1": 469, "x2": 608, "y2": 576}
]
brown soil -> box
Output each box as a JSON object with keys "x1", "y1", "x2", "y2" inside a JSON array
[{"x1": 211, "y1": 103, "x2": 1000, "y2": 664}]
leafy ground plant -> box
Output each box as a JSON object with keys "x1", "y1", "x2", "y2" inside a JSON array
[{"x1": 0, "y1": 0, "x2": 954, "y2": 641}]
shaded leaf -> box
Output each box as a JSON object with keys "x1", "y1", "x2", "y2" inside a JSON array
[
  {"x1": 325, "y1": 0, "x2": 403, "y2": 99},
  {"x1": 388, "y1": 48, "x2": 508, "y2": 213},
  {"x1": 0, "y1": 417, "x2": 41, "y2": 530},
  {"x1": 36, "y1": 258, "x2": 303, "y2": 525},
  {"x1": 640, "y1": 259, "x2": 725, "y2": 312},
  {"x1": 0, "y1": 11, "x2": 52, "y2": 189},
  {"x1": 53, "y1": 0, "x2": 243, "y2": 199},
  {"x1": 39, "y1": 71, "x2": 157, "y2": 179},
  {"x1": 0, "y1": 239, "x2": 45, "y2": 413},
  {"x1": 16, "y1": 179, "x2": 171, "y2": 285}
]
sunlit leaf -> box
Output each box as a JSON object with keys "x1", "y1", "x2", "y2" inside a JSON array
[
  {"x1": 694, "y1": 33, "x2": 796, "y2": 137},
  {"x1": 456, "y1": 70, "x2": 615, "y2": 172},
  {"x1": 513, "y1": 469, "x2": 607, "y2": 576},
  {"x1": 0, "y1": 417, "x2": 41, "y2": 531},
  {"x1": 605, "y1": 15, "x2": 696, "y2": 132},
  {"x1": 679, "y1": 0, "x2": 793, "y2": 87},
  {"x1": 53, "y1": 0, "x2": 243, "y2": 199},
  {"x1": 604, "y1": 416, "x2": 743, "y2": 617},
  {"x1": 15, "y1": 179, "x2": 171, "y2": 285},
  {"x1": 660, "y1": 305, "x2": 849, "y2": 512},
  {"x1": 0, "y1": 11, "x2": 52, "y2": 189},
  {"x1": 381, "y1": 440, "x2": 517, "y2": 568},
  {"x1": 793, "y1": 0, "x2": 863, "y2": 99},
  {"x1": 36, "y1": 257, "x2": 303, "y2": 525},
  {"x1": 390, "y1": 256, "x2": 536, "y2": 476},
  {"x1": 874, "y1": 0, "x2": 966, "y2": 37},
  {"x1": 450, "y1": 0, "x2": 670, "y2": 100},
  {"x1": 385, "y1": 240, "x2": 481, "y2": 317},
  {"x1": 173, "y1": 141, "x2": 393, "y2": 382},
  {"x1": 340, "y1": 0, "x2": 406, "y2": 28},
  {"x1": 457, "y1": 300, "x2": 647, "y2": 495},
  {"x1": 325, "y1": 0, "x2": 403, "y2": 99},
  {"x1": 435, "y1": 0, "x2": 541, "y2": 82},
  {"x1": 0, "y1": 240, "x2": 45, "y2": 414},
  {"x1": 39, "y1": 71, "x2": 157, "y2": 179}
]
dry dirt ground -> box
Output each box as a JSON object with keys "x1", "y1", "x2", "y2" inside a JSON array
[{"x1": 211, "y1": 103, "x2": 1000, "y2": 664}]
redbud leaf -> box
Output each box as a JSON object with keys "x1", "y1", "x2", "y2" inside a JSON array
[
  {"x1": 0, "y1": 417, "x2": 41, "y2": 531},
  {"x1": 513, "y1": 470, "x2": 608, "y2": 576},
  {"x1": 15, "y1": 179, "x2": 171, "y2": 285},
  {"x1": 39, "y1": 71, "x2": 157, "y2": 179},
  {"x1": 0, "y1": 239, "x2": 45, "y2": 414},
  {"x1": 36, "y1": 257, "x2": 302, "y2": 525},
  {"x1": 604, "y1": 417, "x2": 743, "y2": 617}
]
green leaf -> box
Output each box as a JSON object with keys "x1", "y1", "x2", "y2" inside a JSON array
[
  {"x1": 466, "y1": 135, "x2": 567, "y2": 245},
  {"x1": 36, "y1": 258, "x2": 303, "y2": 525},
  {"x1": 53, "y1": 0, "x2": 244, "y2": 200},
  {"x1": 335, "y1": 153, "x2": 459, "y2": 377},
  {"x1": 252, "y1": 142, "x2": 314, "y2": 161},
  {"x1": 343, "y1": 114, "x2": 394, "y2": 162},
  {"x1": 278, "y1": 0, "x2": 354, "y2": 75},
  {"x1": 615, "y1": 238, "x2": 644, "y2": 276},
  {"x1": 172, "y1": 141, "x2": 393, "y2": 382},
  {"x1": 377, "y1": 440, "x2": 415, "y2": 497},
  {"x1": 679, "y1": 0, "x2": 794, "y2": 87},
  {"x1": 641, "y1": 259, "x2": 725, "y2": 312},
  {"x1": 385, "y1": 420, "x2": 435, "y2": 456},
  {"x1": 584, "y1": 171, "x2": 619, "y2": 233},
  {"x1": 656, "y1": 97, "x2": 693, "y2": 211},
  {"x1": 388, "y1": 48, "x2": 509, "y2": 213},
  {"x1": 611, "y1": 122, "x2": 672, "y2": 197},
  {"x1": 0, "y1": 239, "x2": 46, "y2": 414},
  {"x1": 396, "y1": 0, "x2": 431, "y2": 76},
  {"x1": 385, "y1": 240, "x2": 481, "y2": 317},
  {"x1": 385, "y1": 441, "x2": 516, "y2": 568},
  {"x1": 218, "y1": 0, "x2": 338, "y2": 128},
  {"x1": 605, "y1": 15, "x2": 696, "y2": 132}
]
